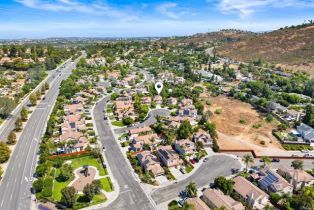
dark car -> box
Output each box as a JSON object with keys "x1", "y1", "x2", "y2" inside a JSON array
[
  {"x1": 104, "y1": 116, "x2": 108, "y2": 120},
  {"x1": 272, "y1": 158, "x2": 280, "y2": 162}
]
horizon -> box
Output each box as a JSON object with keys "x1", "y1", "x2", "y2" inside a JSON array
[{"x1": 0, "y1": 0, "x2": 314, "y2": 39}]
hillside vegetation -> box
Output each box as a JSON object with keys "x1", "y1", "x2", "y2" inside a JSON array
[
  {"x1": 216, "y1": 25, "x2": 314, "y2": 75},
  {"x1": 161, "y1": 29, "x2": 257, "y2": 45}
]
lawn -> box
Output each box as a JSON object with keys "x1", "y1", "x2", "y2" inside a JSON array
[
  {"x1": 52, "y1": 156, "x2": 108, "y2": 201},
  {"x1": 99, "y1": 177, "x2": 113, "y2": 192},
  {"x1": 74, "y1": 193, "x2": 107, "y2": 209},
  {"x1": 52, "y1": 169, "x2": 74, "y2": 201},
  {"x1": 111, "y1": 121, "x2": 124, "y2": 127},
  {"x1": 71, "y1": 156, "x2": 107, "y2": 176},
  {"x1": 185, "y1": 164, "x2": 194, "y2": 173}
]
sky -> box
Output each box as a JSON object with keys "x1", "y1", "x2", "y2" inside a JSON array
[{"x1": 0, "y1": 0, "x2": 313, "y2": 39}]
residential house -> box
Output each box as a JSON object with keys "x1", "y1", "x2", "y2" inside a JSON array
[
  {"x1": 186, "y1": 197, "x2": 211, "y2": 210},
  {"x1": 233, "y1": 176, "x2": 270, "y2": 210},
  {"x1": 178, "y1": 104, "x2": 198, "y2": 118},
  {"x1": 129, "y1": 126, "x2": 152, "y2": 137},
  {"x1": 277, "y1": 165, "x2": 314, "y2": 190},
  {"x1": 157, "y1": 145, "x2": 183, "y2": 168},
  {"x1": 266, "y1": 101, "x2": 287, "y2": 113},
  {"x1": 192, "y1": 130, "x2": 213, "y2": 147},
  {"x1": 202, "y1": 189, "x2": 244, "y2": 210},
  {"x1": 174, "y1": 139, "x2": 196, "y2": 156},
  {"x1": 131, "y1": 133, "x2": 160, "y2": 151},
  {"x1": 141, "y1": 97, "x2": 152, "y2": 105},
  {"x1": 297, "y1": 123, "x2": 314, "y2": 144},
  {"x1": 257, "y1": 167, "x2": 293, "y2": 195},
  {"x1": 137, "y1": 151, "x2": 164, "y2": 177},
  {"x1": 154, "y1": 95, "x2": 163, "y2": 105},
  {"x1": 167, "y1": 97, "x2": 177, "y2": 106}
]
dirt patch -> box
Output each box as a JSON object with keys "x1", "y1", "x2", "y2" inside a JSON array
[
  {"x1": 71, "y1": 167, "x2": 96, "y2": 192},
  {"x1": 202, "y1": 96, "x2": 284, "y2": 152}
]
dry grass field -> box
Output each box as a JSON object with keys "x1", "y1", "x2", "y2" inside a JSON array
[{"x1": 202, "y1": 96, "x2": 284, "y2": 152}]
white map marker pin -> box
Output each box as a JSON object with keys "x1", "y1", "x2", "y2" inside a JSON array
[{"x1": 155, "y1": 82, "x2": 163, "y2": 95}]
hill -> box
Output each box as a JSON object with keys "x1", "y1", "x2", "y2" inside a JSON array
[
  {"x1": 216, "y1": 25, "x2": 314, "y2": 75},
  {"x1": 161, "y1": 29, "x2": 257, "y2": 45}
]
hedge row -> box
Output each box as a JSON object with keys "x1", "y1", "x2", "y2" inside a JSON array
[
  {"x1": 48, "y1": 151, "x2": 91, "y2": 161},
  {"x1": 42, "y1": 177, "x2": 53, "y2": 197}
]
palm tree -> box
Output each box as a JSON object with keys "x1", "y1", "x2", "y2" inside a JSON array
[
  {"x1": 243, "y1": 154, "x2": 254, "y2": 172},
  {"x1": 186, "y1": 182, "x2": 197, "y2": 198},
  {"x1": 261, "y1": 156, "x2": 271, "y2": 168}
]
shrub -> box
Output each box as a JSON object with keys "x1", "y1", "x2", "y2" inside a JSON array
[
  {"x1": 215, "y1": 108, "x2": 222, "y2": 114},
  {"x1": 239, "y1": 119, "x2": 247, "y2": 124}
]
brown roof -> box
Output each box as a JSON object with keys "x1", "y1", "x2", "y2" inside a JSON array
[
  {"x1": 130, "y1": 126, "x2": 152, "y2": 135},
  {"x1": 278, "y1": 165, "x2": 314, "y2": 183},
  {"x1": 186, "y1": 197, "x2": 211, "y2": 210},
  {"x1": 203, "y1": 189, "x2": 244, "y2": 210},
  {"x1": 233, "y1": 176, "x2": 268, "y2": 201}
]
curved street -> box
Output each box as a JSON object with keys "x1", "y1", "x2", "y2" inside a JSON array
[{"x1": 151, "y1": 155, "x2": 242, "y2": 204}]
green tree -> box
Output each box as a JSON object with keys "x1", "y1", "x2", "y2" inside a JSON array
[
  {"x1": 7, "y1": 131, "x2": 16, "y2": 145},
  {"x1": 182, "y1": 202, "x2": 196, "y2": 210},
  {"x1": 122, "y1": 116, "x2": 134, "y2": 126},
  {"x1": 44, "y1": 82, "x2": 49, "y2": 90},
  {"x1": 0, "y1": 97, "x2": 16, "y2": 118},
  {"x1": 0, "y1": 142, "x2": 11, "y2": 163},
  {"x1": 291, "y1": 160, "x2": 304, "y2": 170},
  {"x1": 243, "y1": 154, "x2": 254, "y2": 172},
  {"x1": 261, "y1": 156, "x2": 271, "y2": 168},
  {"x1": 177, "y1": 120, "x2": 193, "y2": 139},
  {"x1": 168, "y1": 200, "x2": 179, "y2": 210},
  {"x1": 83, "y1": 183, "x2": 95, "y2": 201},
  {"x1": 58, "y1": 164, "x2": 73, "y2": 181},
  {"x1": 15, "y1": 118, "x2": 23, "y2": 131},
  {"x1": 91, "y1": 180, "x2": 102, "y2": 194},
  {"x1": 0, "y1": 166, "x2": 3, "y2": 178},
  {"x1": 61, "y1": 186, "x2": 77, "y2": 208},
  {"x1": 32, "y1": 179, "x2": 44, "y2": 193},
  {"x1": 186, "y1": 182, "x2": 198, "y2": 198},
  {"x1": 20, "y1": 107, "x2": 28, "y2": 121},
  {"x1": 303, "y1": 105, "x2": 314, "y2": 127},
  {"x1": 29, "y1": 93, "x2": 37, "y2": 106},
  {"x1": 214, "y1": 176, "x2": 234, "y2": 195}
]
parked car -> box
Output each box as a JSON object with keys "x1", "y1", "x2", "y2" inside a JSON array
[
  {"x1": 301, "y1": 150, "x2": 309, "y2": 153},
  {"x1": 180, "y1": 168, "x2": 186, "y2": 174},
  {"x1": 272, "y1": 158, "x2": 280, "y2": 162},
  {"x1": 104, "y1": 116, "x2": 108, "y2": 120},
  {"x1": 231, "y1": 168, "x2": 239, "y2": 174},
  {"x1": 203, "y1": 157, "x2": 209, "y2": 162},
  {"x1": 102, "y1": 146, "x2": 106, "y2": 152}
]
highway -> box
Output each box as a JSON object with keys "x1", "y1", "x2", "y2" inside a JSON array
[
  {"x1": 0, "y1": 57, "x2": 81, "y2": 210},
  {"x1": 93, "y1": 96, "x2": 156, "y2": 210},
  {"x1": 0, "y1": 58, "x2": 72, "y2": 141}
]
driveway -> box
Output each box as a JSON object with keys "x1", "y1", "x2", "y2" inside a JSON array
[{"x1": 151, "y1": 154, "x2": 241, "y2": 204}]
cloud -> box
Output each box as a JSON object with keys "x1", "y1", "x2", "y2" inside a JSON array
[
  {"x1": 212, "y1": 0, "x2": 314, "y2": 17},
  {"x1": 15, "y1": 0, "x2": 137, "y2": 19},
  {"x1": 156, "y1": 2, "x2": 179, "y2": 19}
]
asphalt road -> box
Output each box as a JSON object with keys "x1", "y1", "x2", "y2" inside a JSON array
[
  {"x1": 151, "y1": 155, "x2": 242, "y2": 204},
  {"x1": 114, "y1": 109, "x2": 171, "y2": 134},
  {"x1": 0, "y1": 57, "x2": 81, "y2": 210},
  {"x1": 0, "y1": 58, "x2": 72, "y2": 142},
  {"x1": 93, "y1": 96, "x2": 156, "y2": 210}
]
